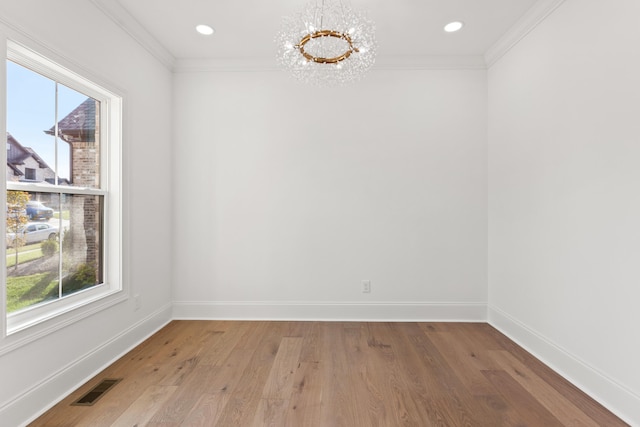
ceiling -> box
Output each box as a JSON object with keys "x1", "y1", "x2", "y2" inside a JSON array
[{"x1": 98, "y1": 0, "x2": 547, "y2": 68}]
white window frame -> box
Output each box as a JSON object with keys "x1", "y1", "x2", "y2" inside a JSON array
[{"x1": 2, "y1": 40, "x2": 124, "y2": 337}]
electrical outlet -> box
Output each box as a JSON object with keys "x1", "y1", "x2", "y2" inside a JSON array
[
  {"x1": 134, "y1": 294, "x2": 141, "y2": 311},
  {"x1": 362, "y1": 280, "x2": 371, "y2": 293}
]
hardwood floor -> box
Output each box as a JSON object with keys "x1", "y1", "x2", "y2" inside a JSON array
[{"x1": 30, "y1": 321, "x2": 627, "y2": 426}]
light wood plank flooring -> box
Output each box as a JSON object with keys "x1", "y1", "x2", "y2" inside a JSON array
[{"x1": 30, "y1": 321, "x2": 628, "y2": 426}]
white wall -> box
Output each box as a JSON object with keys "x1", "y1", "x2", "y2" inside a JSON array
[
  {"x1": 172, "y1": 68, "x2": 488, "y2": 320},
  {"x1": 10, "y1": 0, "x2": 640, "y2": 424},
  {"x1": 0, "y1": 1, "x2": 173, "y2": 425},
  {"x1": 488, "y1": 0, "x2": 640, "y2": 424}
]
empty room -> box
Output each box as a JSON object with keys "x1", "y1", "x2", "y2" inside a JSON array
[{"x1": 0, "y1": 0, "x2": 638, "y2": 425}]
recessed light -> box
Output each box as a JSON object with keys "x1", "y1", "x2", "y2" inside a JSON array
[
  {"x1": 444, "y1": 21, "x2": 464, "y2": 33},
  {"x1": 196, "y1": 24, "x2": 215, "y2": 35}
]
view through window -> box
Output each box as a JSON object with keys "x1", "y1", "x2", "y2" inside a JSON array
[{"x1": 5, "y1": 59, "x2": 105, "y2": 316}]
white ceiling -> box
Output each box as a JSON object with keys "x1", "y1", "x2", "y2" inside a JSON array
[{"x1": 96, "y1": 0, "x2": 554, "y2": 68}]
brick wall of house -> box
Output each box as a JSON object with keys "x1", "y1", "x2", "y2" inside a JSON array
[{"x1": 66, "y1": 99, "x2": 102, "y2": 282}]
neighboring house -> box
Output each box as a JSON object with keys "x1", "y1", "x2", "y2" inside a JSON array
[
  {"x1": 46, "y1": 97, "x2": 100, "y2": 188},
  {"x1": 6, "y1": 132, "x2": 55, "y2": 183}
]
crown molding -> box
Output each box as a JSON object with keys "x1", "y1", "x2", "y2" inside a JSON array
[
  {"x1": 90, "y1": 0, "x2": 176, "y2": 70},
  {"x1": 374, "y1": 55, "x2": 487, "y2": 71},
  {"x1": 174, "y1": 54, "x2": 487, "y2": 73},
  {"x1": 174, "y1": 57, "x2": 280, "y2": 73},
  {"x1": 485, "y1": 0, "x2": 566, "y2": 68},
  {"x1": 90, "y1": 0, "x2": 561, "y2": 73}
]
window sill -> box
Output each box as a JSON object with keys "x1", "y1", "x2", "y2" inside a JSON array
[{"x1": 1, "y1": 287, "x2": 127, "y2": 357}]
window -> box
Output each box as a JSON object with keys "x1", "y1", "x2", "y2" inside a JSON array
[
  {"x1": 4, "y1": 41, "x2": 122, "y2": 334},
  {"x1": 24, "y1": 168, "x2": 36, "y2": 180}
]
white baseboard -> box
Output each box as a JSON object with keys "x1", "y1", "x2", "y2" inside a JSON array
[
  {"x1": 1, "y1": 304, "x2": 172, "y2": 427},
  {"x1": 488, "y1": 305, "x2": 639, "y2": 426},
  {"x1": 173, "y1": 301, "x2": 487, "y2": 322}
]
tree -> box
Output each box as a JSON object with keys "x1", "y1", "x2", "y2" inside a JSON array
[{"x1": 6, "y1": 190, "x2": 30, "y2": 270}]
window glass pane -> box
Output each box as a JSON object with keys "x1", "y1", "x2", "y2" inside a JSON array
[
  {"x1": 6, "y1": 190, "x2": 61, "y2": 313},
  {"x1": 6, "y1": 61, "x2": 100, "y2": 188},
  {"x1": 58, "y1": 85, "x2": 101, "y2": 188},
  {"x1": 60, "y1": 193, "x2": 103, "y2": 297},
  {"x1": 6, "y1": 61, "x2": 56, "y2": 184},
  {"x1": 5, "y1": 190, "x2": 104, "y2": 313}
]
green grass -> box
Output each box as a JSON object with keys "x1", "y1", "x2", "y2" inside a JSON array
[
  {"x1": 6, "y1": 242, "x2": 40, "y2": 254},
  {"x1": 6, "y1": 270, "x2": 97, "y2": 313},
  {"x1": 6, "y1": 244, "x2": 44, "y2": 267},
  {"x1": 6, "y1": 272, "x2": 59, "y2": 313},
  {"x1": 6, "y1": 240, "x2": 98, "y2": 312}
]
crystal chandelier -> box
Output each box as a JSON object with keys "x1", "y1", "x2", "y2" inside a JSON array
[{"x1": 277, "y1": 0, "x2": 376, "y2": 86}]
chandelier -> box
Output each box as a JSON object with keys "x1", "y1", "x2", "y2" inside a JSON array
[{"x1": 277, "y1": 0, "x2": 376, "y2": 86}]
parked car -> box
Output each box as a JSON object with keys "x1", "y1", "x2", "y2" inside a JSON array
[
  {"x1": 6, "y1": 222, "x2": 59, "y2": 247},
  {"x1": 26, "y1": 200, "x2": 54, "y2": 221}
]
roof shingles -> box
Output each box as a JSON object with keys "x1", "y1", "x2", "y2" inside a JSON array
[{"x1": 47, "y1": 97, "x2": 97, "y2": 143}]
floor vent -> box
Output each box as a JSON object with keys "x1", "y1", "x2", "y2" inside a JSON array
[{"x1": 71, "y1": 378, "x2": 122, "y2": 406}]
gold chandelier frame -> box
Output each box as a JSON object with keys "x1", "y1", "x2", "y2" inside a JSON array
[{"x1": 296, "y1": 30, "x2": 359, "y2": 64}]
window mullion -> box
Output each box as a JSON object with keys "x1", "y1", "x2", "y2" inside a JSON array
[{"x1": 55, "y1": 81, "x2": 59, "y2": 186}]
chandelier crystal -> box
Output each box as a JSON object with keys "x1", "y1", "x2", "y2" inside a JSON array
[{"x1": 277, "y1": 0, "x2": 376, "y2": 86}]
